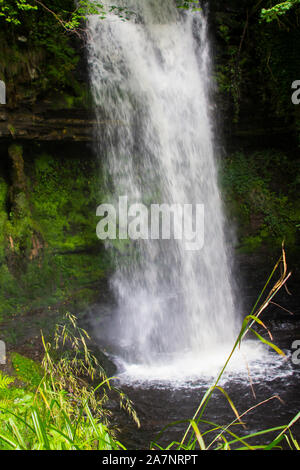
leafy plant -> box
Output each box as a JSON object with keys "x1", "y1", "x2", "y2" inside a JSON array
[
  {"x1": 0, "y1": 0, "x2": 135, "y2": 32},
  {"x1": 0, "y1": 371, "x2": 15, "y2": 390},
  {"x1": 261, "y1": 0, "x2": 300, "y2": 23},
  {"x1": 0, "y1": 313, "x2": 139, "y2": 450},
  {"x1": 0, "y1": 0, "x2": 38, "y2": 26},
  {"x1": 176, "y1": 0, "x2": 202, "y2": 12}
]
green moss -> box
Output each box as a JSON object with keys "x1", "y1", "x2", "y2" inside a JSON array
[
  {"x1": 32, "y1": 153, "x2": 103, "y2": 251},
  {"x1": 221, "y1": 150, "x2": 300, "y2": 252},
  {"x1": 0, "y1": 147, "x2": 112, "y2": 321},
  {"x1": 51, "y1": 85, "x2": 93, "y2": 111},
  {"x1": 11, "y1": 353, "x2": 43, "y2": 388},
  {"x1": 0, "y1": 241, "x2": 109, "y2": 321},
  {"x1": 238, "y1": 235, "x2": 263, "y2": 253}
]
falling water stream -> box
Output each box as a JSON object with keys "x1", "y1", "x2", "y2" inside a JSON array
[
  {"x1": 84, "y1": 0, "x2": 300, "y2": 448},
  {"x1": 87, "y1": 1, "x2": 294, "y2": 386}
]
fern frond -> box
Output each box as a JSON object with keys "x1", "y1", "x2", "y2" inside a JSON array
[{"x1": 0, "y1": 372, "x2": 15, "y2": 390}]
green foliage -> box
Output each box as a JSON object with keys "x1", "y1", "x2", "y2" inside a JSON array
[
  {"x1": 0, "y1": 314, "x2": 137, "y2": 450},
  {"x1": 215, "y1": 40, "x2": 243, "y2": 122},
  {"x1": 0, "y1": 0, "x2": 201, "y2": 30},
  {"x1": 0, "y1": 147, "x2": 111, "y2": 321},
  {"x1": 256, "y1": 26, "x2": 300, "y2": 117},
  {"x1": 215, "y1": 10, "x2": 250, "y2": 122},
  {"x1": 0, "y1": 250, "x2": 108, "y2": 321},
  {"x1": 0, "y1": 2, "x2": 81, "y2": 100},
  {"x1": 215, "y1": 1, "x2": 300, "y2": 124},
  {"x1": 176, "y1": 0, "x2": 202, "y2": 12},
  {"x1": 32, "y1": 153, "x2": 102, "y2": 251},
  {"x1": 0, "y1": 371, "x2": 15, "y2": 390},
  {"x1": 0, "y1": 372, "x2": 34, "y2": 424},
  {"x1": 11, "y1": 352, "x2": 43, "y2": 387},
  {"x1": 261, "y1": 0, "x2": 300, "y2": 23},
  {"x1": 0, "y1": 0, "x2": 135, "y2": 31},
  {"x1": 0, "y1": 0, "x2": 37, "y2": 26},
  {"x1": 221, "y1": 151, "x2": 300, "y2": 252}
]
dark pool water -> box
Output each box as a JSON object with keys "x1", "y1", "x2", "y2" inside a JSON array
[
  {"x1": 87, "y1": 311, "x2": 299, "y2": 450},
  {"x1": 86, "y1": 254, "x2": 300, "y2": 450},
  {"x1": 105, "y1": 322, "x2": 300, "y2": 450}
]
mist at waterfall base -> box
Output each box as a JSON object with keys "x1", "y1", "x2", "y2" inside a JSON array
[{"x1": 87, "y1": 1, "x2": 293, "y2": 387}]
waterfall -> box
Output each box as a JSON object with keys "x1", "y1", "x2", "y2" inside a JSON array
[{"x1": 87, "y1": 1, "x2": 240, "y2": 377}]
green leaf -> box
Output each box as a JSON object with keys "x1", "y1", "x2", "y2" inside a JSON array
[{"x1": 249, "y1": 328, "x2": 286, "y2": 356}]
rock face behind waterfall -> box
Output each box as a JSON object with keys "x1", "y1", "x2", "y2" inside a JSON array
[{"x1": 0, "y1": 106, "x2": 94, "y2": 142}]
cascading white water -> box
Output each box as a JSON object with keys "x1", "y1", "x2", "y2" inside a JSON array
[{"x1": 87, "y1": 1, "x2": 241, "y2": 377}]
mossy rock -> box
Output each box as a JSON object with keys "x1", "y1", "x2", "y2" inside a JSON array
[
  {"x1": 221, "y1": 150, "x2": 300, "y2": 253},
  {"x1": 11, "y1": 352, "x2": 43, "y2": 388},
  {"x1": 0, "y1": 143, "x2": 111, "y2": 321}
]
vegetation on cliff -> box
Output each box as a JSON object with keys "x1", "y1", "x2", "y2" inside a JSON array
[{"x1": 0, "y1": 143, "x2": 109, "y2": 321}]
